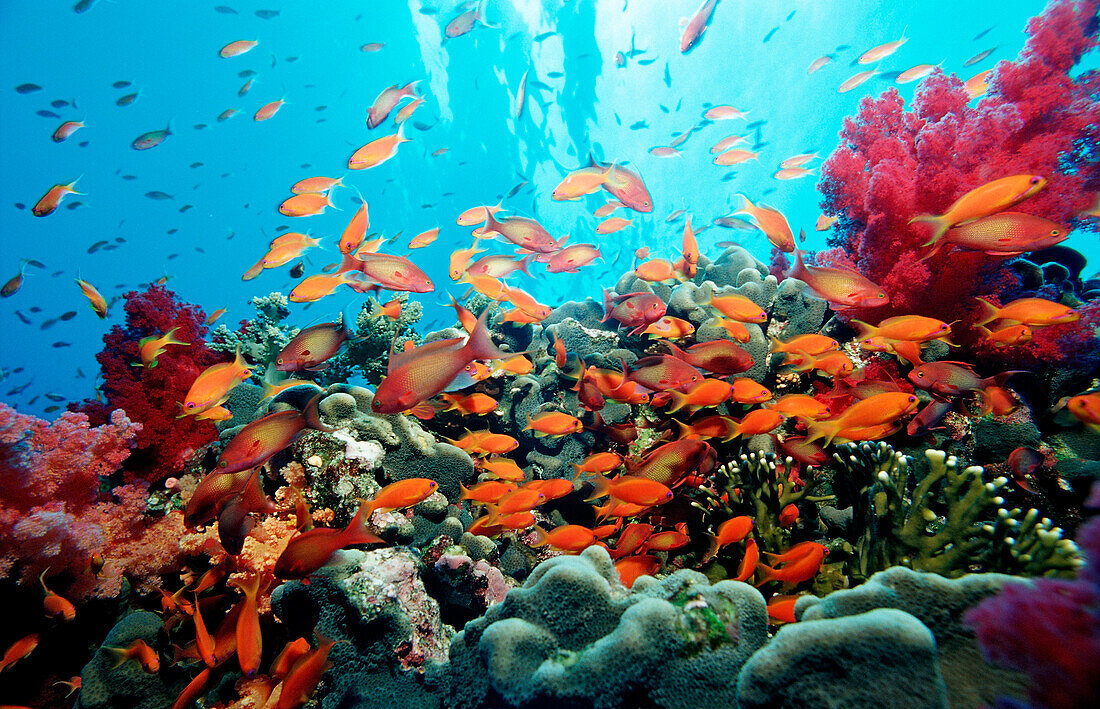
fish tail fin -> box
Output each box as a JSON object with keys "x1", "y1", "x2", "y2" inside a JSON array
[
  {"x1": 343, "y1": 499, "x2": 384, "y2": 546},
  {"x1": 753, "y1": 563, "x2": 778, "y2": 586},
  {"x1": 103, "y1": 646, "x2": 129, "y2": 668},
  {"x1": 973, "y1": 297, "x2": 1001, "y2": 327},
  {"x1": 671, "y1": 419, "x2": 694, "y2": 439},
  {"x1": 403, "y1": 80, "x2": 420, "y2": 96},
  {"x1": 517, "y1": 254, "x2": 536, "y2": 278},
  {"x1": 909, "y1": 213, "x2": 949, "y2": 247},
  {"x1": 164, "y1": 327, "x2": 190, "y2": 347},
  {"x1": 786, "y1": 247, "x2": 807, "y2": 281},
  {"x1": 851, "y1": 319, "x2": 877, "y2": 341},
  {"x1": 723, "y1": 420, "x2": 744, "y2": 442},
  {"x1": 528, "y1": 525, "x2": 549, "y2": 547},
  {"x1": 665, "y1": 389, "x2": 689, "y2": 414},
  {"x1": 804, "y1": 419, "x2": 840, "y2": 447},
  {"x1": 584, "y1": 473, "x2": 612, "y2": 502},
  {"x1": 464, "y1": 308, "x2": 508, "y2": 361},
  {"x1": 481, "y1": 208, "x2": 501, "y2": 237},
  {"x1": 303, "y1": 392, "x2": 334, "y2": 433},
  {"x1": 917, "y1": 239, "x2": 946, "y2": 263},
  {"x1": 601, "y1": 287, "x2": 614, "y2": 322}
]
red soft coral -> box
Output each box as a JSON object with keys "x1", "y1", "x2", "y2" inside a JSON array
[
  {"x1": 817, "y1": 0, "x2": 1100, "y2": 362},
  {"x1": 77, "y1": 285, "x2": 228, "y2": 481}
]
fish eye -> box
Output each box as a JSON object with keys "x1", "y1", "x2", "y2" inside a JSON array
[
  {"x1": 186, "y1": 402, "x2": 195, "y2": 409},
  {"x1": 877, "y1": 293, "x2": 886, "y2": 299},
  {"x1": 1051, "y1": 229, "x2": 1060, "y2": 236},
  {"x1": 219, "y1": 460, "x2": 227, "y2": 467},
  {"x1": 916, "y1": 372, "x2": 924, "y2": 378},
  {"x1": 1030, "y1": 176, "x2": 1041, "y2": 184}
]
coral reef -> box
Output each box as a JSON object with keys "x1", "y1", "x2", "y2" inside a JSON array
[{"x1": 449, "y1": 545, "x2": 769, "y2": 709}]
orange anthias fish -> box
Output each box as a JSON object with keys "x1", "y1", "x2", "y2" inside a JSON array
[
  {"x1": 530, "y1": 525, "x2": 598, "y2": 553},
  {"x1": 76, "y1": 277, "x2": 109, "y2": 318},
  {"x1": 680, "y1": 0, "x2": 719, "y2": 53},
  {"x1": 106, "y1": 639, "x2": 160, "y2": 673},
  {"x1": 707, "y1": 289, "x2": 767, "y2": 323},
  {"x1": 33, "y1": 179, "x2": 82, "y2": 216},
  {"x1": 229, "y1": 573, "x2": 265, "y2": 676},
  {"x1": 367, "y1": 81, "x2": 419, "y2": 128},
  {"x1": 594, "y1": 156, "x2": 653, "y2": 213},
  {"x1": 136, "y1": 327, "x2": 189, "y2": 368},
  {"x1": 524, "y1": 411, "x2": 583, "y2": 437},
  {"x1": 1067, "y1": 393, "x2": 1100, "y2": 431},
  {"x1": 40, "y1": 569, "x2": 76, "y2": 621},
  {"x1": 757, "y1": 543, "x2": 827, "y2": 585},
  {"x1": 276, "y1": 631, "x2": 337, "y2": 709},
  {"x1": 216, "y1": 402, "x2": 328, "y2": 475},
  {"x1": 280, "y1": 192, "x2": 335, "y2": 217},
  {"x1": 339, "y1": 201, "x2": 370, "y2": 254},
  {"x1": 734, "y1": 538, "x2": 760, "y2": 582},
  {"x1": 858, "y1": 33, "x2": 908, "y2": 64},
  {"x1": 480, "y1": 210, "x2": 564, "y2": 254},
  {"x1": 409, "y1": 227, "x2": 440, "y2": 249},
  {"x1": 289, "y1": 273, "x2": 356, "y2": 303},
  {"x1": 254, "y1": 98, "x2": 286, "y2": 122},
  {"x1": 552, "y1": 164, "x2": 614, "y2": 201},
  {"x1": 0, "y1": 634, "x2": 38, "y2": 673},
  {"x1": 440, "y1": 392, "x2": 497, "y2": 415},
  {"x1": 547, "y1": 244, "x2": 602, "y2": 274},
  {"x1": 275, "y1": 500, "x2": 386, "y2": 579},
  {"x1": 614, "y1": 555, "x2": 661, "y2": 588},
  {"x1": 910, "y1": 174, "x2": 1047, "y2": 245},
  {"x1": 52, "y1": 119, "x2": 85, "y2": 142},
  {"x1": 974, "y1": 297, "x2": 1078, "y2": 327},
  {"x1": 642, "y1": 316, "x2": 695, "y2": 339},
  {"x1": 372, "y1": 309, "x2": 509, "y2": 414},
  {"x1": 852, "y1": 316, "x2": 952, "y2": 345},
  {"x1": 292, "y1": 175, "x2": 344, "y2": 194},
  {"x1": 276, "y1": 315, "x2": 355, "y2": 372},
  {"x1": 922, "y1": 212, "x2": 1067, "y2": 260},
  {"x1": 805, "y1": 391, "x2": 919, "y2": 445},
  {"x1": 349, "y1": 125, "x2": 409, "y2": 169},
  {"x1": 446, "y1": 430, "x2": 519, "y2": 455},
  {"x1": 180, "y1": 347, "x2": 252, "y2": 417},
  {"x1": 220, "y1": 39, "x2": 258, "y2": 58},
  {"x1": 732, "y1": 195, "x2": 794, "y2": 252},
  {"x1": 587, "y1": 475, "x2": 673, "y2": 506},
  {"x1": 715, "y1": 516, "x2": 754, "y2": 548},
  {"x1": 206, "y1": 308, "x2": 228, "y2": 325},
  {"x1": 785, "y1": 249, "x2": 888, "y2": 310},
  {"x1": 344, "y1": 252, "x2": 434, "y2": 293}
]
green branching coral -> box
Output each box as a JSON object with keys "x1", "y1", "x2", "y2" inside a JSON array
[
  {"x1": 715, "y1": 451, "x2": 829, "y2": 553},
  {"x1": 835, "y1": 442, "x2": 1081, "y2": 580},
  {"x1": 209, "y1": 292, "x2": 295, "y2": 370},
  {"x1": 325, "y1": 295, "x2": 423, "y2": 385}
]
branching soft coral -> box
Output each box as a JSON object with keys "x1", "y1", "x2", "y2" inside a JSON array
[
  {"x1": 818, "y1": 0, "x2": 1100, "y2": 340},
  {"x1": 77, "y1": 285, "x2": 229, "y2": 481},
  {"x1": 0, "y1": 403, "x2": 189, "y2": 599}
]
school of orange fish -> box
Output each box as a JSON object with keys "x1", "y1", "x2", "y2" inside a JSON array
[{"x1": 4, "y1": 4, "x2": 1100, "y2": 707}]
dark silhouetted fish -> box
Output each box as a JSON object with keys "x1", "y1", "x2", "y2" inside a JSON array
[
  {"x1": 14, "y1": 311, "x2": 31, "y2": 324},
  {"x1": 65, "y1": 201, "x2": 83, "y2": 210},
  {"x1": 15, "y1": 82, "x2": 42, "y2": 94},
  {"x1": 964, "y1": 46, "x2": 998, "y2": 66},
  {"x1": 24, "y1": 260, "x2": 45, "y2": 269},
  {"x1": 116, "y1": 92, "x2": 138, "y2": 106},
  {"x1": 52, "y1": 341, "x2": 71, "y2": 348},
  {"x1": 45, "y1": 392, "x2": 66, "y2": 402},
  {"x1": 238, "y1": 69, "x2": 256, "y2": 78},
  {"x1": 721, "y1": 173, "x2": 737, "y2": 182},
  {"x1": 190, "y1": 162, "x2": 203, "y2": 168},
  {"x1": 180, "y1": 205, "x2": 193, "y2": 212},
  {"x1": 663, "y1": 62, "x2": 671, "y2": 87},
  {"x1": 50, "y1": 99, "x2": 69, "y2": 108},
  {"x1": 121, "y1": 174, "x2": 137, "y2": 180},
  {"x1": 630, "y1": 120, "x2": 648, "y2": 130},
  {"x1": 112, "y1": 80, "x2": 131, "y2": 88},
  {"x1": 534, "y1": 31, "x2": 557, "y2": 41},
  {"x1": 786, "y1": 10, "x2": 796, "y2": 20},
  {"x1": 194, "y1": 123, "x2": 207, "y2": 130},
  {"x1": 763, "y1": 26, "x2": 779, "y2": 43},
  {"x1": 87, "y1": 240, "x2": 108, "y2": 253},
  {"x1": 73, "y1": 0, "x2": 98, "y2": 11},
  {"x1": 59, "y1": 311, "x2": 77, "y2": 321},
  {"x1": 255, "y1": 9, "x2": 279, "y2": 18},
  {"x1": 132, "y1": 123, "x2": 171, "y2": 150},
  {"x1": 14, "y1": 202, "x2": 25, "y2": 209},
  {"x1": 638, "y1": 58, "x2": 656, "y2": 65},
  {"x1": 37, "y1": 109, "x2": 61, "y2": 118},
  {"x1": 547, "y1": 71, "x2": 564, "y2": 78},
  {"x1": 974, "y1": 26, "x2": 995, "y2": 41},
  {"x1": 145, "y1": 191, "x2": 173, "y2": 200}
]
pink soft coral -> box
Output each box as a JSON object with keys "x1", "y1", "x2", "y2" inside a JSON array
[
  {"x1": 77, "y1": 285, "x2": 228, "y2": 481},
  {"x1": 817, "y1": 0, "x2": 1100, "y2": 348},
  {"x1": 0, "y1": 403, "x2": 191, "y2": 598}
]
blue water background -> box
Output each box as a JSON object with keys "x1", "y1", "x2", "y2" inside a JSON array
[{"x1": 0, "y1": 0, "x2": 1096, "y2": 417}]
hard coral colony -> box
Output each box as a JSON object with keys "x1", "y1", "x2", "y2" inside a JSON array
[{"x1": 0, "y1": 1, "x2": 1099, "y2": 708}]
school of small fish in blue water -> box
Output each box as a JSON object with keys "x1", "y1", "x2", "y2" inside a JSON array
[{"x1": 0, "y1": 1, "x2": 1099, "y2": 708}]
